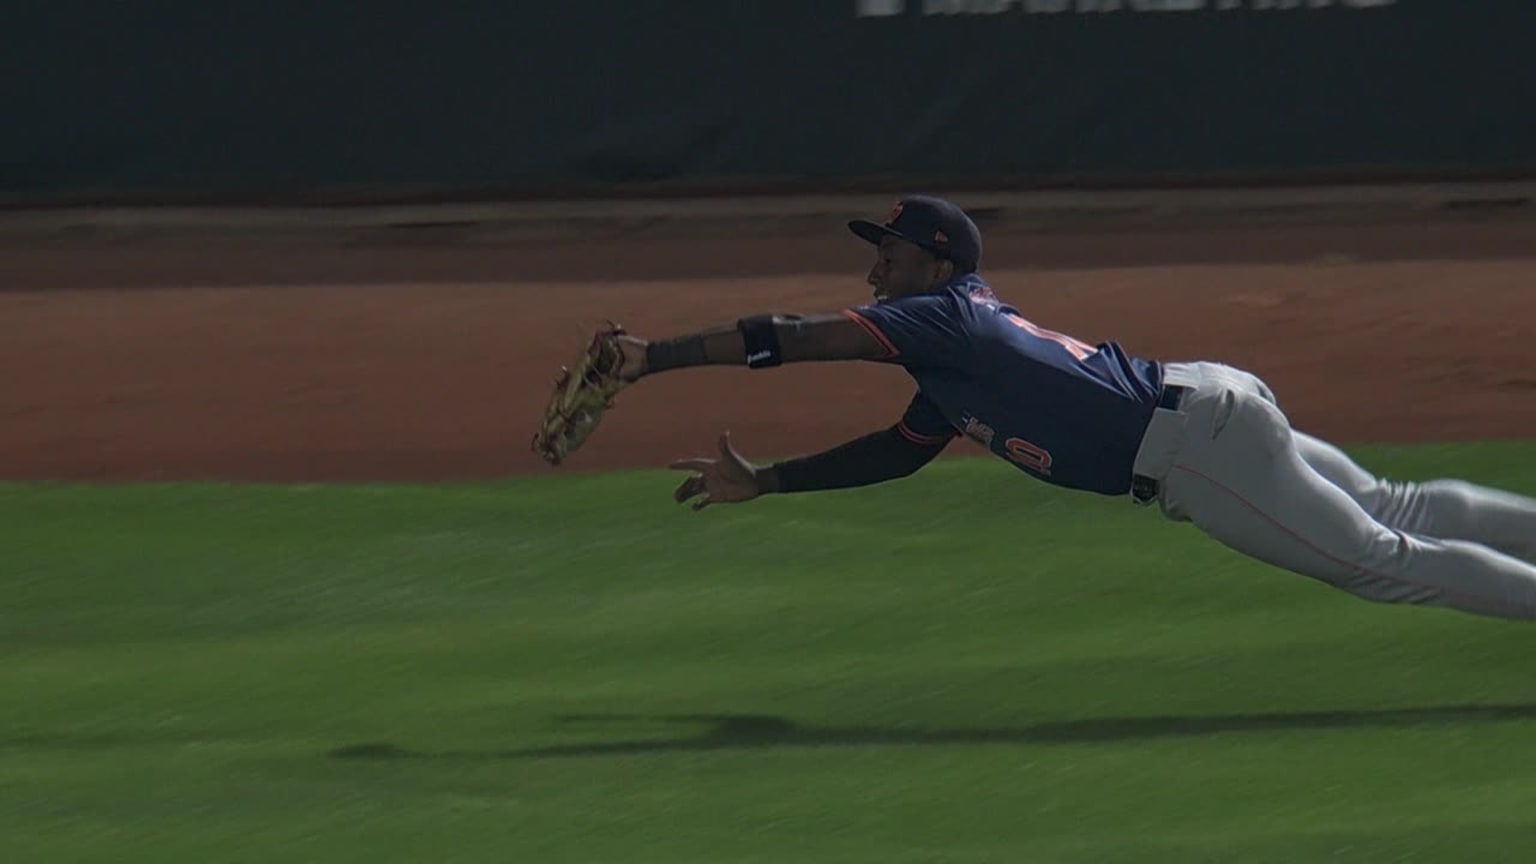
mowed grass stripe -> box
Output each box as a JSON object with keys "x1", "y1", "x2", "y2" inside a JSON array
[{"x1": 1, "y1": 442, "x2": 1534, "y2": 862}]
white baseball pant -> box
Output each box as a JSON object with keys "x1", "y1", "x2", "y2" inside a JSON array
[{"x1": 1132, "y1": 361, "x2": 1536, "y2": 620}]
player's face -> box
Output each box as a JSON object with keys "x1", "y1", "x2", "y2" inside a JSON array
[{"x1": 867, "y1": 237, "x2": 952, "y2": 303}]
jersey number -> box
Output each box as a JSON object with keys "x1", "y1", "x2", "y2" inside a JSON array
[
  {"x1": 1004, "y1": 313, "x2": 1096, "y2": 361},
  {"x1": 1005, "y1": 437, "x2": 1053, "y2": 476}
]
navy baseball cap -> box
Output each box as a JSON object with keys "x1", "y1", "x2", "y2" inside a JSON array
[{"x1": 848, "y1": 194, "x2": 983, "y2": 273}]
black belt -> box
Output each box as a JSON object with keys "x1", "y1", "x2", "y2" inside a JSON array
[{"x1": 1130, "y1": 383, "x2": 1191, "y2": 505}]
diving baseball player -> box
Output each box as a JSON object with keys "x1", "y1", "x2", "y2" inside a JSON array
[{"x1": 540, "y1": 194, "x2": 1536, "y2": 621}]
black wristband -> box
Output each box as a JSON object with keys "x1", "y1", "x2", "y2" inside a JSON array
[
  {"x1": 737, "y1": 315, "x2": 783, "y2": 369},
  {"x1": 645, "y1": 336, "x2": 708, "y2": 374}
]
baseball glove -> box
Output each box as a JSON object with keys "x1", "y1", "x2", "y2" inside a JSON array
[{"x1": 532, "y1": 322, "x2": 633, "y2": 466}]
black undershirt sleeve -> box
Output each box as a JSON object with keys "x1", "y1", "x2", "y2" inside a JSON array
[{"x1": 763, "y1": 427, "x2": 949, "y2": 494}]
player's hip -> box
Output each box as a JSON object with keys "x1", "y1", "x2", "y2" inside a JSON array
[
  {"x1": 1129, "y1": 361, "x2": 1281, "y2": 509},
  {"x1": 1161, "y1": 361, "x2": 1276, "y2": 405}
]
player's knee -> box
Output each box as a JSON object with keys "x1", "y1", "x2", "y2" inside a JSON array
[
  {"x1": 1351, "y1": 477, "x2": 1391, "y2": 518},
  {"x1": 1418, "y1": 479, "x2": 1480, "y2": 513}
]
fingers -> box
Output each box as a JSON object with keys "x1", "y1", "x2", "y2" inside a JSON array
[
  {"x1": 673, "y1": 473, "x2": 706, "y2": 504},
  {"x1": 670, "y1": 433, "x2": 736, "y2": 512}
]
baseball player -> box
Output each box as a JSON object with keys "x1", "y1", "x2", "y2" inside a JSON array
[{"x1": 581, "y1": 195, "x2": 1536, "y2": 621}]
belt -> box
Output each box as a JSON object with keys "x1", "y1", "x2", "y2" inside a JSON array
[
  {"x1": 1157, "y1": 382, "x2": 1190, "y2": 412},
  {"x1": 1130, "y1": 383, "x2": 1191, "y2": 505}
]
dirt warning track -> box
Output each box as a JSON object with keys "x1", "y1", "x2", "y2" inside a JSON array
[{"x1": 2, "y1": 214, "x2": 1534, "y2": 483}]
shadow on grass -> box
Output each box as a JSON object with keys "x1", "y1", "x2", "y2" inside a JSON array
[{"x1": 328, "y1": 702, "x2": 1536, "y2": 761}]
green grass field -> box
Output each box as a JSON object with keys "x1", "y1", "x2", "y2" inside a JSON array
[{"x1": 4, "y1": 443, "x2": 1536, "y2": 863}]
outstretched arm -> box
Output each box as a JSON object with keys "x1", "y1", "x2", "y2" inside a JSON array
[
  {"x1": 533, "y1": 314, "x2": 903, "y2": 468},
  {"x1": 618, "y1": 312, "x2": 894, "y2": 379},
  {"x1": 672, "y1": 426, "x2": 950, "y2": 511},
  {"x1": 763, "y1": 426, "x2": 949, "y2": 493}
]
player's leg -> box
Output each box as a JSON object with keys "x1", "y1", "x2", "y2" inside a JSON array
[
  {"x1": 1294, "y1": 432, "x2": 1536, "y2": 565},
  {"x1": 1155, "y1": 369, "x2": 1536, "y2": 620}
]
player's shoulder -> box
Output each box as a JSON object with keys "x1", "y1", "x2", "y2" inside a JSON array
[
  {"x1": 851, "y1": 283, "x2": 961, "y2": 323},
  {"x1": 846, "y1": 275, "x2": 997, "y2": 344},
  {"x1": 941, "y1": 274, "x2": 1014, "y2": 323},
  {"x1": 884, "y1": 274, "x2": 993, "y2": 312},
  {"x1": 949, "y1": 273, "x2": 1001, "y2": 304}
]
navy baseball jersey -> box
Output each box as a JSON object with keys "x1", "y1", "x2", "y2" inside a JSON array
[{"x1": 843, "y1": 274, "x2": 1165, "y2": 496}]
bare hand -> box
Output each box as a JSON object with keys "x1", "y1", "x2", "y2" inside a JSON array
[{"x1": 669, "y1": 431, "x2": 765, "y2": 511}]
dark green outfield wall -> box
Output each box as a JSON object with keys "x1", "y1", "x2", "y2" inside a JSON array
[{"x1": 4, "y1": 1, "x2": 1532, "y2": 202}]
